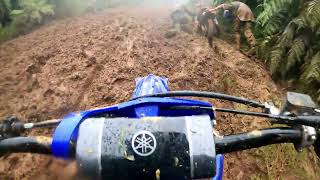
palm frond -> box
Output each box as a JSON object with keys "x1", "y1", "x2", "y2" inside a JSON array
[
  {"x1": 286, "y1": 34, "x2": 310, "y2": 72},
  {"x1": 307, "y1": 0, "x2": 320, "y2": 27},
  {"x1": 257, "y1": 35, "x2": 278, "y2": 61},
  {"x1": 300, "y1": 52, "x2": 320, "y2": 104},
  {"x1": 278, "y1": 22, "x2": 296, "y2": 46},
  {"x1": 256, "y1": 0, "x2": 320, "y2": 103},
  {"x1": 257, "y1": 0, "x2": 297, "y2": 26},
  {"x1": 301, "y1": 52, "x2": 320, "y2": 84},
  {"x1": 263, "y1": 12, "x2": 287, "y2": 35},
  {"x1": 270, "y1": 46, "x2": 285, "y2": 75}
]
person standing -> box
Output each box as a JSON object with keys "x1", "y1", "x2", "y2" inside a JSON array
[{"x1": 209, "y1": 1, "x2": 256, "y2": 54}]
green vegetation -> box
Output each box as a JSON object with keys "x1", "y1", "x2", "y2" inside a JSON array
[
  {"x1": 0, "y1": 0, "x2": 11, "y2": 27},
  {"x1": 212, "y1": 3, "x2": 320, "y2": 177},
  {"x1": 0, "y1": 0, "x2": 144, "y2": 41},
  {"x1": 0, "y1": 0, "x2": 55, "y2": 41},
  {"x1": 254, "y1": 0, "x2": 320, "y2": 104},
  {"x1": 252, "y1": 144, "x2": 317, "y2": 179},
  {"x1": 213, "y1": 0, "x2": 320, "y2": 104},
  {"x1": 10, "y1": 0, "x2": 54, "y2": 31}
]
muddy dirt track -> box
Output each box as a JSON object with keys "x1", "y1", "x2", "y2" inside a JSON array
[{"x1": 0, "y1": 5, "x2": 319, "y2": 180}]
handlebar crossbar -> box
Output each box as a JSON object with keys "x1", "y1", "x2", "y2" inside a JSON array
[
  {"x1": 0, "y1": 128, "x2": 303, "y2": 156},
  {"x1": 215, "y1": 128, "x2": 302, "y2": 154}
]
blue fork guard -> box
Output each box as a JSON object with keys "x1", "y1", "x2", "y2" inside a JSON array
[
  {"x1": 52, "y1": 97, "x2": 214, "y2": 158},
  {"x1": 213, "y1": 154, "x2": 224, "y2": 180}
]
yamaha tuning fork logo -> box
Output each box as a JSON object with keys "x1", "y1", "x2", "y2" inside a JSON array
[{"x1": 132, "y1": 130, "x2": 157, "y2": 156}]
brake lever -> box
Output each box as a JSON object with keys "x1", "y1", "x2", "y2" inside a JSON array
[{"x1": 263, "y1": 102, "x2": 280, "y2": 115}]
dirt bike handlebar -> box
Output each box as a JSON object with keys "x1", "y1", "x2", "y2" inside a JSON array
[
  {"x1": 1, "y1": 90, "x2": 319, "y2": 156},
  {"x1": 0, "y1": 113, "x2": 318, "y2": 179},
  {"x1": 0, "y1": 127, "x2": 307, "y2": 156},
  {"x1": 1, "y1": 85, "x2": 319, "y2": 179}
]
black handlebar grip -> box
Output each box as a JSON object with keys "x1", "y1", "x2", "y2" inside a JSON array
[
  {"x1": 294, "y1": 116, "x2": 320, "y2": 127},
  {"x1": 0, "y1": 136, "x2": 51, "y2": 155}
]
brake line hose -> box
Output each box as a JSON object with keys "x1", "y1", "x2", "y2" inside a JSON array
[{"x1": 131, "y1": 91, "x2": 265, "y2": 108}]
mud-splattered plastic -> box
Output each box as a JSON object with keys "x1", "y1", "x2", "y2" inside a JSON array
[
  {"x1": 52, "y1": 74, "x2": 224, "y2": 180},
  {"x1": 76, "y1": 115, "x2": 216, "y2": 180}
]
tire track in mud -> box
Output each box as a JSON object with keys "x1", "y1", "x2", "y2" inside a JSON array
[{"x1": 71, "y1": 52, "x2": 104, "y2": 110}]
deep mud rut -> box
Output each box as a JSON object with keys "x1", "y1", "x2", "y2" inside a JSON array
[{"x1": 0, "y1": 5, "x2": 318, "y2": 180}]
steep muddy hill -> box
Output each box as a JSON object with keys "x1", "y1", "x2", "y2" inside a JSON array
[{"x1": 0, "y1": 6, "x2": 319, "y2": 180}]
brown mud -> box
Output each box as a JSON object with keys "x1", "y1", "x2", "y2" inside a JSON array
[{"x1": 0, "y1": 6, "x2": 319, "y2": 180}]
